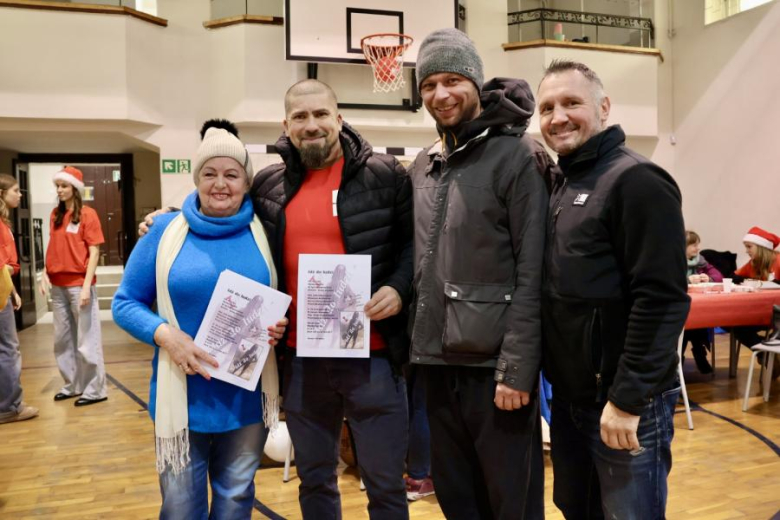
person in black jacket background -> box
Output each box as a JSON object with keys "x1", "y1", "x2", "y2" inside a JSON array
[{"x1": 537, "y1": 60, "x2": 690, "y2": 519}]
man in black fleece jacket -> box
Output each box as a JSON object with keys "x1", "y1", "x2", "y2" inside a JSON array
[{"x1": 538, "y1": 60, "x2": 690, "y2": 519}]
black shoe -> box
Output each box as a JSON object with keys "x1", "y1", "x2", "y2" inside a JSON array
[
  {"x1": 692, "y1": 345, "x2": 713, "y2": 374},
  {"x1": 54, "y1": 392, "x2": 81, "y2": 401},
  {"x1": 74, "y1": 397, "x2": 107, "y2": 407}
]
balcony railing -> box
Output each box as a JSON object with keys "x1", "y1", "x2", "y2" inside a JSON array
[{"x1": 508, "y1": 8, "x2": 655, "y2": 49}]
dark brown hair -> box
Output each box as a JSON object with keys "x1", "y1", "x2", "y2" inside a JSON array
[{"x1": 53, "y1": 182, "x2": 83, "y2": 228}]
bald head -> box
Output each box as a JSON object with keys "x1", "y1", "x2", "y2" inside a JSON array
[{"x1": 284, "y1": 79, "x2": 339, "y2": 117}]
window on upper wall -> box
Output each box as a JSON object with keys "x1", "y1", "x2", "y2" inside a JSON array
[
  {"x1": 134, "y1": 0, "x2": 157, "y2": 16},
  {"x1": 705, "y1": 0, "x2": 775, "y2": 24}
]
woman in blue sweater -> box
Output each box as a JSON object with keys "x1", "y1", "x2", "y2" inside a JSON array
[{"x1": 113, "y1": 120, "x2": 286, "y2": 519}]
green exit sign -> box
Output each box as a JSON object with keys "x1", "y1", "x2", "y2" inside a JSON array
[{"x1": 162, "y1": 159, "x2": 191, "y2": 174}]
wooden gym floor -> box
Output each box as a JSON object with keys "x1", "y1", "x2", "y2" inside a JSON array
[{"x1": 1, "y1": 319, "x2": 779, "y2": 519}]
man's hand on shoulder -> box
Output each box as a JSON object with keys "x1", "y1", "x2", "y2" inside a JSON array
[
  {"x1": 494, "y1": 383, "x2": 530, "y2": 411},
  {"x1": 600, "y1": 401, "x2": 641, "y2": 451},
  {"x1": 138, "y1": 207, "x2": 173, "y2": 237}
]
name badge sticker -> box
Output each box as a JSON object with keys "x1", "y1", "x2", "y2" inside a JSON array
[
  {"x1": 332, "y1": 190, "x2": 338, "y2": 217},
  {"x1": 66, "y1": 222, "x2": 80, "y2": 234}
]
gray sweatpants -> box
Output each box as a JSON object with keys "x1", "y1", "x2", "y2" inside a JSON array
[
  {"x1": 0, "y1": 297, "x2": 23, "y2": 417},
  {"x1": 51, "y1": 285, "x2": 107, "y2": 400}
]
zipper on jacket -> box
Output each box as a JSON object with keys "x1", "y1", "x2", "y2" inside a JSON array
[
  {"x1": 590, "y1": 307, "x2": 605, "y2": 402},
  {"x1": 550, "y1": 178, "x2": 568, "y2": 236},
  {"x1": 595, "y1": 373, "x2": 603, "y2": 402}
]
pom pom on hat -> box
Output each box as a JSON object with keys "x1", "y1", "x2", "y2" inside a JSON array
[
  {"x1": 192, "y1": 119, "x2": 253, "y2": 184},
  {"x1": 53, "y1": 166, "x2": 85, "y2": 195},
  {"x1": 199, "y1": 119, "x2": 239, "y2": 140},
  {"x1": 743, "y1": 226, "x2": 780, "y2": 250}
]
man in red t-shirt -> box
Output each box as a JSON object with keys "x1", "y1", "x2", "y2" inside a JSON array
[{"x1": 252, "y1": 80, "x2": 413, "y2": 519}]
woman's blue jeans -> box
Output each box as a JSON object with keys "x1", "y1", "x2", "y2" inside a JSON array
[{"x1": 158, "y1": 422, "x2": 268, "y2": 520}]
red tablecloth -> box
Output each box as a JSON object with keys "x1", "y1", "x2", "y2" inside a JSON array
[
  {"x1": 686, "y1": 290, "x2": 780, "y2": 378},
  {"x1": 685, "y1": 291, "x2": 780, "y2": 329}
]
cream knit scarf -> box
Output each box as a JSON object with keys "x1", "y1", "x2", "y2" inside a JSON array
[{"x1": 154, "y1": 212, "x2": 279, "y2": 475}]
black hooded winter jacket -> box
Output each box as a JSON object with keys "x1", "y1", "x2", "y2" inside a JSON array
[{"x1": 407, "y1": 78, "x2": 557, "y2": 392}]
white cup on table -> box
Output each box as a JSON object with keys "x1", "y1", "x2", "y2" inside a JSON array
[{"x1": 722, "y1": 278, "x2": 733, "y2": 293}]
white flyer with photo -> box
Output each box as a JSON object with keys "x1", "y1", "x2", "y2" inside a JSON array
[
  {"x1": 296, "y1": 254, "x2": 371, "y2": 358},
  {"x1": 194, "y1": 270, "x2": 292, "y2": 391}
]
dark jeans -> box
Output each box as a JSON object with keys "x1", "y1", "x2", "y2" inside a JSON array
[
  {"x1": 283, "y1": 354, "x2": 409, "y2": 520},
  {"x1": 550, "y1": 387, "x2": 680, "y2": 520},
  {"x1": 421, "y1": 364, "x2": 545, "y2": 520},
  {"x1": 406, "y1": 364, "x2": 431, "y2": 480}
]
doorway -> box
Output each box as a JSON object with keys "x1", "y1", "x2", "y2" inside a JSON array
[{"x1": 13, "y1": 154, "x2": 136, "y2": 329}]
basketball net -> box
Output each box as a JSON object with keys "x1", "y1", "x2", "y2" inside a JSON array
[{"x1": 361, "y1": 33, "x2": 414, "y2": 93}]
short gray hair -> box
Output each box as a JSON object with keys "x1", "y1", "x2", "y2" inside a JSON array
[{"x1": 540, "y1": 59, "x2": 605, "y2": 102}]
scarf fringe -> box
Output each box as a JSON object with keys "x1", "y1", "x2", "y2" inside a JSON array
[
  {"x1": 262, "y1": 393, "x2": 280, "y2": 433},
  {"x1": 155, "y1": 427, "x2": 191, "y2": 475}
]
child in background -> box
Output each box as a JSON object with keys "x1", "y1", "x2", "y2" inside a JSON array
[
  {"x1": 735, "y1": 226, "x2": 780, "y2": 282},
  {"x1": 683, "y1": 231, "x2": 723, "y2": 374}
]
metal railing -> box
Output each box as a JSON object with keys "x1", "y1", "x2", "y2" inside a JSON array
[
  {"x1": 508, "y1": 8, "x2": 655, "y2": 48},
  {"x1": 210, "y1": 0, "x2": 282, "y2": 20}
]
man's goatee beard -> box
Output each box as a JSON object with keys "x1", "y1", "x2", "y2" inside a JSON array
[{"x1": 300, "y1": 143, "x2": 331, "y2": 169}]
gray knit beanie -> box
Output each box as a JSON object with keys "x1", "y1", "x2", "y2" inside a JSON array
[
  {"x1": 416, "y1": 28, "x2": 484, "y2": 91},
  {"x1": 192, "y1": 126, "x2": 253, "y2": 186}
]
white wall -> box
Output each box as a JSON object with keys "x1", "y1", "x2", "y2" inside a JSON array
[{"x1": 672, "y1": 0, "x2": 780, "y2": 265}]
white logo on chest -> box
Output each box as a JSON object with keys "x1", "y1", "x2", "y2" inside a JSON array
[{"x1": 572, "y1": 193, "x2": 590, "y2": 206}]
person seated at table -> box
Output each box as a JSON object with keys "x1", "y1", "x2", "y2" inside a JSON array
[
  {"x1": 686, "y1": 230, "x2": 723, "y2": 284},
  {"x1": 683, "y1": 230, "x2": 723, "y2": 374},
  {"x1": 735, "y1": 226, "x2": 780, "y2": 283},
  {"x1": 733, "y1": 227, "x2": 780, "y2": 376}
]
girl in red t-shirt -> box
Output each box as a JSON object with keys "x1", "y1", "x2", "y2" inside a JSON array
[
  {"x1": 40, "y1": 167, "x2": 107, "y2": 407},
  {"x1": 733, "y1": 226, "x2": 780, "y2": 362},
  {"x1": 735, "y1": 226, "x2": 780, "y2": 282},
  {"x1": 0, "y1": 174, "x2": 38, "y2": 424}
]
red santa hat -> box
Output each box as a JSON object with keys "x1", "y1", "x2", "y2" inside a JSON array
[
  {"x1": 52, "y1": 166, "x2": 85, "y2": 195},
  {"x1": 743, "y1": 226, "x2": 780, "y2": 250}
]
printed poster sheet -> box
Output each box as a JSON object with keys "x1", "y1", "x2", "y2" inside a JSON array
[
  {"x1": 297, "y1": 254, "x2": 371, "y2": 358},
  {"x1": 194, "y1": 270, "x2": 292, "y2": 391}
]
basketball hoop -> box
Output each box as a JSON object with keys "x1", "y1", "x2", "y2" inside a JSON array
[{"x1": 361, "y1": 33, "x2": 414, "y2": 93}]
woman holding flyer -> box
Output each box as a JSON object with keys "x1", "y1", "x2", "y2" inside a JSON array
[{"x1": 112, "y1": 120, "x2": 287, "y2": 519}]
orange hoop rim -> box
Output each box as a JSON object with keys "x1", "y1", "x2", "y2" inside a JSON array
[{"x1": 360, "y1": 33, "x2": 414, "y2": 54}]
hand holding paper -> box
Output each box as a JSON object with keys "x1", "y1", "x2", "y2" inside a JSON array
[
  {"x1": 364, "y1": 286, "x2": 402, "y2": 321},
  {"x1": 154, "y1": 323, "x2": 219, "y2": 380}
]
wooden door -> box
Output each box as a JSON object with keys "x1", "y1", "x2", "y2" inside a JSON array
[{"x1": 78, "y1": 165, "x2": 124, "y2": 266}]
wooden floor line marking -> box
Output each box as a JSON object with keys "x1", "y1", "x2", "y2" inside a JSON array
[{"x1": 677, "y1": 401, "x2": 780, "y2": 456}]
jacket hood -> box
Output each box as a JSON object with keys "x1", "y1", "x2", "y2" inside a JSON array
[
  {"x1": 440, "y1": 77, "x2": 536, "y2": 152},
  {"x1": 274, "y1": 121, "x2": 371, "y2": 185}
]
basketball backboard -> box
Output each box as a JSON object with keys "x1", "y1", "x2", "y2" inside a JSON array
[{"x1": 285, "y1": 0, "x2": 459, "y2": 66}]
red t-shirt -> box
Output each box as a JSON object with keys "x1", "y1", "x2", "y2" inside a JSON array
[
  {"x1": 46, "y1": 206, "x2": 105, "y2": 287},
  {"x1": 283, "y1": 157, "x2": 386, "y2": 350},
  {"x1": 0, "y1": 221, "x2": 19, "y2": 275},
  {"x1": 735, "y1": 253, "x2": 780, "y2": 281}
]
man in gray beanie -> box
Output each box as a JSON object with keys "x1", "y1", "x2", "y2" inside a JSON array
[{"x1": 407, "y1": 27, "x2": 555, "y2": 519}]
